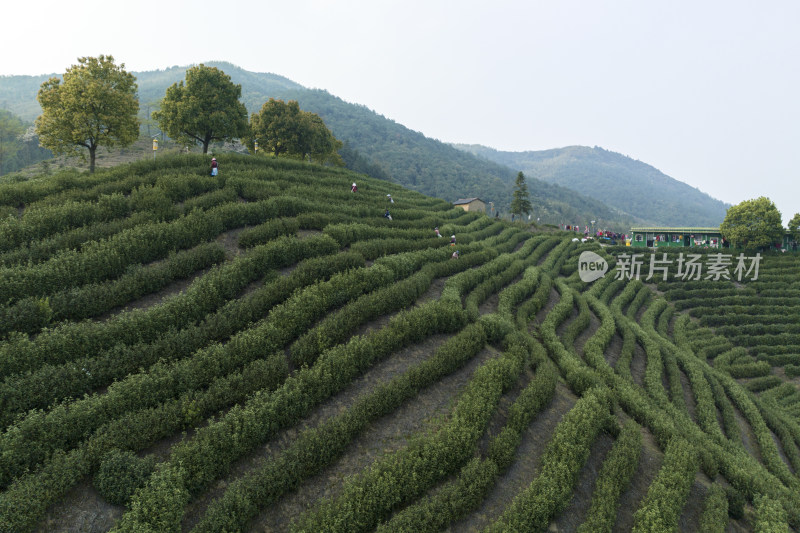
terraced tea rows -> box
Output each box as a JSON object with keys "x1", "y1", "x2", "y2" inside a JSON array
[{"x1": 0, "y1": 154, "x2": 797, "y2": 532}]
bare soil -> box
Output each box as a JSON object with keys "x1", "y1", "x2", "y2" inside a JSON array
[
  {"x1": 771, "y1": 428, "x2": 796, "y2": 475},
  {"x1": 732, "y1": 402, "x2": 763, "y2": 464},
  {"x1": 603, "y1": 331, "x2": 625, "y2": 368},
  {"x1": 629, "y1": 339, "x2": 648, "y2": 388},
  {"x1": 34, "y1": 480, "x2": 122, "y2": 533},
  {"x1": 679, "y1": 367, "x2": 699, "y2": 426},
  {"x1": 478, "y1": 292, "x2": 500, "y2": 316}
]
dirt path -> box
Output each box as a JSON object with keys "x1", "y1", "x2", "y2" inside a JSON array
[
  {"x1": 450, "y1": 382, "x2": 578, "y2": 531},
  {"x1": 629, "y1": 339, "x2": 648, "y2": 388},
  {"x1": 679, "y1": 368, "x2": 699, "y2": 426},
  {"x1": 732, "y1": 402, "x2": 762, "y2": 464},
  {"x1": 215, "y1": 227, "x2": 246, "y2": 259},
  {"x1": 478, "y1": 292, "x2": 500, "y2": 316},
  {"x1": 604, "y1": 331, "x2": 624, "y2": 369},
  {"x1": 34, "y1": 480, "x2": 122, "y2": 533},
  {"x1": 771, "y1": 428, "x2": 796, "y2": 475}
]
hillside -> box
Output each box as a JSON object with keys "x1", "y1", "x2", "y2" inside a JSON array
[
  {"x1": 2, "y1": 63, "x2": 639, "y2": 230},
  {"x1": 454, "y1": 144, "x2": 730, "y2": 227},
  {"x1": 0, "y1": 154, "x2": 798, "y2": 532}
]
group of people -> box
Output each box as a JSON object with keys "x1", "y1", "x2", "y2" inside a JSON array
[
  {"x1": 559, "y1": 223, "x2": 626, "y2": 242},
  {"x1": 351, "y1": 182, "x2": 460, "y2": 258},
  {"x1": 351, "y1": 182, "x2": 398, "y2": 220}
]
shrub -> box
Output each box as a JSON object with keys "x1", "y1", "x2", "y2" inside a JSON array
[
  {"x1": 94, "y1": 449, "x2": 156, "y2": 506},
  {"x1": 699, "y1": 484, "x2": 728, "y2": 533}
]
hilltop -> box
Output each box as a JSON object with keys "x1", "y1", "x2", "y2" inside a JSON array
[
  {"x1": 0, "y1": 154, "x2": 798, "y2": 531},
  {"x1": 1, "y1": 62, "x2": 726, "y2": 230}
]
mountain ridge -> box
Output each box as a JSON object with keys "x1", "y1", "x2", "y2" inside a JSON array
[
  {"x1": 453, "y1": 144, "x2": 729, "y2": 228},
  {"x1": 0, "y1": 62, "x2": 725, "y2": 229}
]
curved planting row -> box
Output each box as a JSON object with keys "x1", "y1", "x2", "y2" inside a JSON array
[{"x1": 0, "y1": 154, "x2": 798, "y2": 532}]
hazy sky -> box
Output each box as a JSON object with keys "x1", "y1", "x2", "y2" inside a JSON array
[{"x1": 3, "y1": 0, "x2": 798, "y2": 223}]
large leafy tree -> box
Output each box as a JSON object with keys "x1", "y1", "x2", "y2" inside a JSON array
[
  {"x1": 245, "y1": 98, "x2": 343, "y2": 165},
  {"x1": 720, "y1": 196, "x2": 784, "y2": 250},
  {"x1": 35, "y1": 55, "x2": 139, "y2": 173},
  {"x1": 788, "y1": 213, "x2": 800, "y2": 244},
  {"x1": 0, "y1": 110, "x2": 25, "y2": 174},
  {"x1": 510, "y1": 171, "x2": 533, "y2": 219},
  {"x1": 154, "y1": 65, "x2": 247, "y2": 154}
]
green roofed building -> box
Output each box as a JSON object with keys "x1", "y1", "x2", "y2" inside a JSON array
[
  {"x1": 630, "y1": 227, "x2": 797, "y2": 251},
  {"x1": 630, "y1": 227, "x2": 724, "y2": 248}
]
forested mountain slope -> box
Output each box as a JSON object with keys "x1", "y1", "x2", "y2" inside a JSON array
[
  {"x1": 2, "y1": 63, "x2": 634, "y2": 229},
  {"x1": 455, "y1": 144, "x2": 730, "y2": 227},
  {"x1": 0, "y1": 154, "x2": 797, "y2": 532}
]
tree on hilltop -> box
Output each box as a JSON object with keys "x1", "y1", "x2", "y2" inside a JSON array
[
  {"x1": 510, "y1": 171, "x2": 533, "y2": 220},
  {"x1": 154, "y1": 64, "x2": 248, "y2": 154},
  {"x1": 245, "y1": 98, "x2": 343, "y2": 165},
  {"x1": 788, "y1": 213, "x2": 800, "y2": 246},
  {"x1": 720, "y1": 197, "x2": 784, "y2": 251},
  {"x1": 0, "y1": 110, "x2": 25, "y2": 174},
  {"x1": 35, "y1": 55, "x2": 139, "y2": 173}
]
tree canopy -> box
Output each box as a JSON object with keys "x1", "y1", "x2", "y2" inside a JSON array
[
  {"x1": 788, "y1": 213, "x2": 800, "y2": 244},
  {"x1": 0, "y1": 110, "x2": 25, "y2": 174},
  {"x1": 245, "y1": 98, "x2": 343, "y2": 165},
  {"x1": 510, "y1": 171, "x2": 533, "y2": 219},
  {"x1": 35, "y1": 55, "x2": 139, "y2": 173},
  {"x1": 153, "y1": 64, "x2": 248, "y2": 154},
  {"x1": 719, "y1": 196, "x2": 785, "y2": 251}
]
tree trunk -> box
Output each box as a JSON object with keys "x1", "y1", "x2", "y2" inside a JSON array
[{"x1": 89, "y1": 146, "x2": 96, "y2": 173}]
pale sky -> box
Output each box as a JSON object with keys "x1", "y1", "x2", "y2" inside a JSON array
[{"x1": 2, "y1": 0, "x2": 799, "y2": 223}]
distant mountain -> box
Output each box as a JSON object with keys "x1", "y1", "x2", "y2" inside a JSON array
[
  {"x1": 2, "y1": 62, "x2": 722, "y2": 229},
  {"x1": 453, "y1": 144, "x2": 729, "y2": 227},
  {"x1": 270, "y1": 88, "x2": 633, "y2": 228}
]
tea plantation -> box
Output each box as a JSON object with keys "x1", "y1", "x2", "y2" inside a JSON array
[{"x1": 0, "y1": 154, "x2": 798, "y2": 532}]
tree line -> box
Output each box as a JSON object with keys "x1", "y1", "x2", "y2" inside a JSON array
[{"x1": 5, "y1": 56, "x2": 342, "y2": 174}]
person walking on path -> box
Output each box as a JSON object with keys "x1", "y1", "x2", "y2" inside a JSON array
[{"x1": 210, "y1": 158, "x2": 218, "y2": 176}]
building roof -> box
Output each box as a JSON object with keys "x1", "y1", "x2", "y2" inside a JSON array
[
  {"x1": 630, "y1": 227, "x2": 720, "y2": 233},
  {"x1": 453, "y1": 198, "x2": 484, "y2": 205}
]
